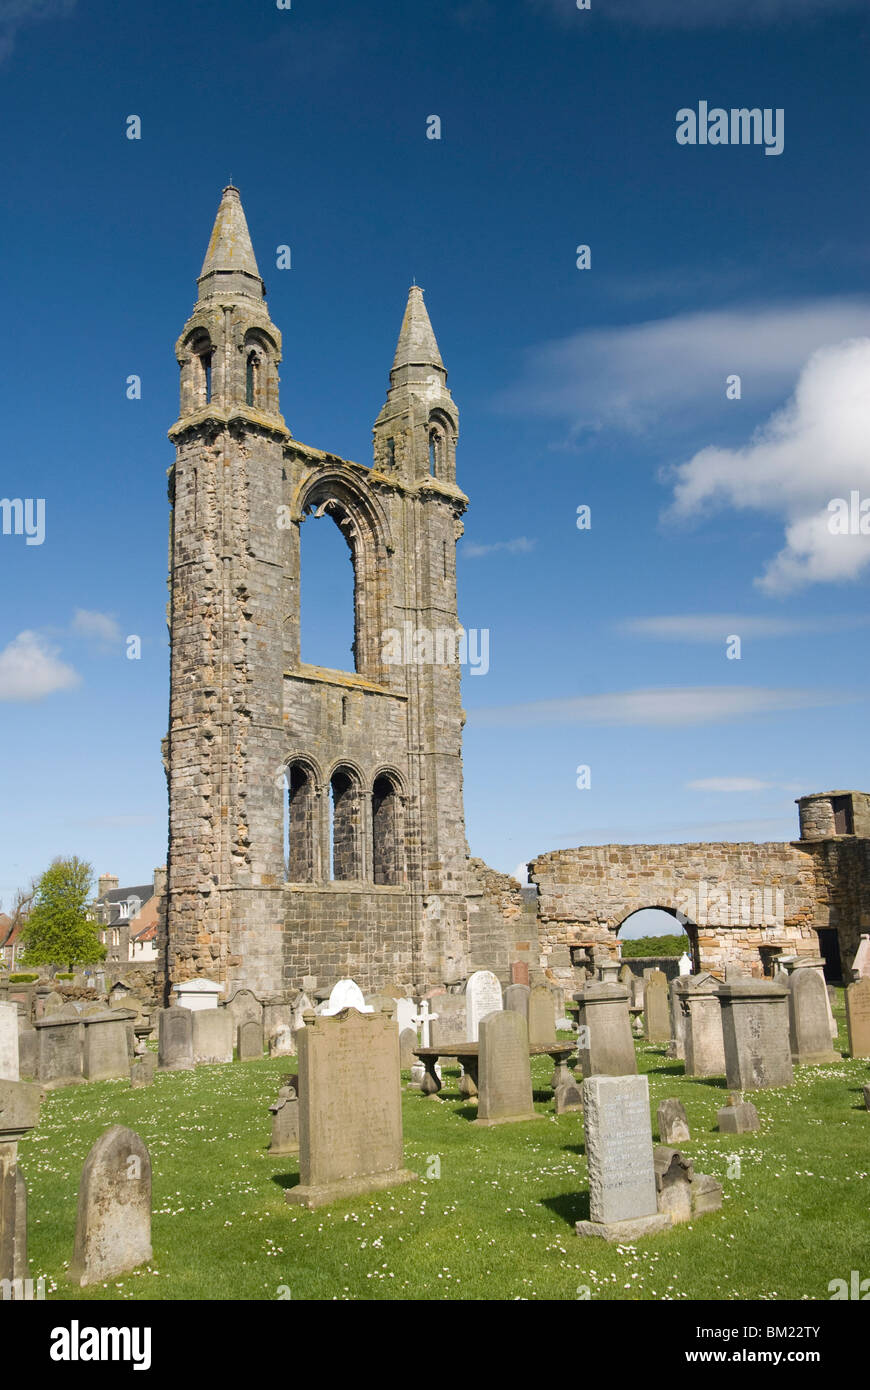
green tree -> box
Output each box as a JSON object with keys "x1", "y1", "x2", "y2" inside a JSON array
[{"x1": 18, "y1": 857, "x2": 106, "y2": 970}]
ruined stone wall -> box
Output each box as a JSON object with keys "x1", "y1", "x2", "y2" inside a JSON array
[
  {"x1": 465, "y1": 859, "x2": 538, "y2": 984},
  {"x1": 800, "y1": 837, "x2": 870, "y2": 968}
]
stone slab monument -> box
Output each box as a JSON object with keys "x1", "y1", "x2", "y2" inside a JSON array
[
  {"x1": 718, "y1": 980, "x2": 793, "y2": 1090},
  {"x1": 192, "y1": 1009, "x2": 234, "y2": 1065},
  {"x1": 157, "y1": 1006, "x2": 194, "y2": 1072},
  {"x1": 574, "y1": 982, "x2": 637, "y2": 1077},
  {"x1": 678, "y1": 975, "x2": 726, "y2": 1077},
  {"x1": 575, "y1": 1075, "x2": 671, "y2": 1243},
  {"x1": 82, "y1": 1012, "x2": 136, "y2": 1082},
  {"x1": 787, "y1": 969, "x2": 840, "y2": 1066},
  {"x1": 845, "y1": 977, "x2": 870, "y2": 1059},
  {"x1": 527, "y1": 985, "x2": 556, "y2": 1046},
  {"x1": 68, "y1": 1125, "x2": 152, "y2": 1287},
  {"x1": 285, "y1": 1010, "x2": 416, "y2": 1209},
  {"x1": 643, "y1": 969, "x2": 670, "y2": 1045},
  {"x1": 474, "y1": 1011, "x2": 541, "y2": 1127}
]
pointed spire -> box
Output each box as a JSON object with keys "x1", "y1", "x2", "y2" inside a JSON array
[
  {"x1": 197, "y1": 186, "x2": 264, "y2": 300},
  {"x1": 391, "y1": 285, "x2": 445, "y2": 379}
]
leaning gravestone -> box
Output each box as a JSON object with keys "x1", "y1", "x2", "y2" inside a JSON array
[
  {"x1": 466, "y1": 970, "x2": 503, "y2": 1042},
  {"x1": 68, "y1": 1125, "x2": 152, "y2": 1286},
  {"x1": 286, "y1": 1010, "x2": 415, "y2": 1208},
  {"x1": 157, "y1": 1006, "x2": 194, "y2": 1072},
  {"x1": 238, "y1": 1019, "x2": 264, "y2": 1060},
  {"x1": 718, "y1": 980, "x2": 793, "y2": 1090},
  {"x1": 574, "y1": 982, "x2": 637, "y2": 1077},
  {"x1": 475, "y1": 1011, "x2": 541, "y2": 1127},
  {"x1": 643, "y1": 970, "x2": 670, "y2": 1045},
  {"x1": 192, "y1": 1009, "x2": 234, "y2": 1065},
  {"x1": 504, "y1": 983, "x2": 530, "y2": 1021},
  {"x1": 845, "y1": 977, "x2": 870, "y2": 1059},
  {"x1": 528, "y1": 985, "x2": 556, "y2": 1046},
  {"x1": 0, "y1": 1003, "x2": 19, "y2": 1082},
  {"x1": 657, "y1": 1098, "x2": 690, "y2": 1144},
  {"x1": 787, "y1": 969, "x2": 840, "y2": 1065},
  {"x1": 575, "y1": 1075, "x2": 671, "y2": 1242}
]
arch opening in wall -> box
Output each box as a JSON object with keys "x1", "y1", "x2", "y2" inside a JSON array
[
  {"x1": 299, "y1": 507, "x2": 357, "y2": 672},
  {"x1": 285, "y1": 761, "x2": 318, "y2": 883},
  {"x1": 330, "y1": 766, "x2": 362, "y2": 881},
  {"x1": 427, "y1": 409, "x2": 456, "y2": 482},
  {"x1": 616, "y1": 906, "x2": 699, "y2": 973},
  {"x1": 372, "y1": 773, "x2": 404, "y2": 885}
]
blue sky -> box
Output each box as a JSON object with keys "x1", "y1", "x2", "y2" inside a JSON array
[{"x1": 1, "y1": 0, "x2": 869, "y2": 910}]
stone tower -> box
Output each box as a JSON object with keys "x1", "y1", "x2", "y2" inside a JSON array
[{"x1": 163, "y1": 186, "x2": 476, "y2": 999}]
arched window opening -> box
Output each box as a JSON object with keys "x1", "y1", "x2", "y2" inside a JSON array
[
  {"x1": 286, "y1": 763, "x2": 316, "y2": 882},
  {"x1": 299, "y1": 509, "x2": 357, "y2": 673},
  {"x1": 386, "y1": 438, "x2": 395, "y2": 467},
  {"x1": 428, "y1": 429, "x2": 440, "y2": 476},
  {"x1": 617, "y1": 908, "x2": 698, "y2": 973},
  {"x1": 200, "y1": 351, "x2": 213, "y2": 404},
  {"x1": 246, "y1": 350, "x2": 260, "y2": 407},
  {"x1": 330, "y1": 768, "x2": 361, "y2": 881},
  {"x1": 372, "y1": 775, "x2": 402, "y2": 885}
]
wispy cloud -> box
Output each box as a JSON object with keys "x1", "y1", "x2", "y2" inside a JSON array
[
  {"x1": 620, "y1": 614, "x2": 870, "y2": 642},
  {"x1": 495, "y1": 299, "x2": 870, "y2": 439},
  {"x1": 532, "y1": 0, "x2": 865, "y2": 28},
  {"x1": 0, "y1": 0, "x2": 77, "y2": 64},
  {"x1": 0, "y1": 631, "x2": 80, "y2": 701},
  {"x1": 666, "y1": 338, "x2": 870, "y2": 593},
  {"x1": 470, "y1": 685, "x2": 854, "y2": 728},
  {"x1": 461, "y1": 536, "x2": 536, "y2": 559},
  {"x1": 686, "y1": 777, "x2": 772, "y2": 793},
  {"x1": 71, "y1": 609, "x2": 122, "y2": 644}
]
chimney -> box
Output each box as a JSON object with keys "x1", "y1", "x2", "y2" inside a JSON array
[{"x1": 98, "y1": 873, "x2": 119, "y2": 900}]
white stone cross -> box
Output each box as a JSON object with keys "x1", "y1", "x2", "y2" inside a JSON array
[{"x1": 410, "y1": 999, "x2": 439, "y2": 1048}]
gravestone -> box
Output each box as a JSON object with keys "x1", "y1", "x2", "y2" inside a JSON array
[
  {"x1": 718, "y1": 980, "x2": 793, "y2": 1090},
  {"x1": 130, "y1": 1053, "x2": 156, "y2": 1088},
  {"x1": 863, "y1": 1084, "x2": 870, "y2": 1111},
  {"x1": 643, "y1": 970, "x2": 670, "y2": 1045},
  {"x1": 429, "y1": 994, "x2": 468, "y2": 1047},
  {"x1": 192, "y1": 1009, "x2": 234, "y2": 1065},
  {"x1": 845, "y1": 978, "x2": 870, "y2": 1059},
  {"x1": 678, "y1": 975, "x2": 726, "y2": 1077},
  {"x1": 68, "y1": 1126, "x2": 152, "y2": 1287},
  {"x1": 554, "y1": 1075, "x2": 584, "y2": 1114},
  {"x1": 238, "y1": 1019, "x2": 264, "y2": 1060},
  {"x1": 269, "y1": 1025, "x2": 295, "y2": 1058},
  {"x1": 0, "y1": 1003, "x2": 19, "y2": 1081},
  {"x1": 34, "y1": 1015, "x2": 83, "y2": 1087},
  {"x1": 717, "y1": 1094, "x2": 760, "y2": 1133},
  {"x1": 528, "y1": 985, "x2": 556, "y2": 1046},
  {"x1": 399, "y1": 1028, "x2": 417, "y2": 1071},
  {"x1": 286, "y1": 1010, "x2": 415, "y2": 1208},
  {"x1": 322, "y1": 979, "x2": 372, "y2": 1016},
  {"x1": 657, "y1": 1098, "x2": 690, "y2": 1145},
  {"x1": 465, "y1": 970, "x2": 503, "y2": 1042},
  {"x1": 504, "y1": 984, "x2": 530, "y2": 1021},
  {"x1": 17, "y1": 1027, "x2": 36, "y2": 1081},
  {"x1": 225, "y1": 988, "x2": 264, "y2": 1032},
  {"x1": 851, "y1": 934, "x2": 870, "y2": 981},
  {"x1": 395, "y1": 998, "x2": 417, "y2": 1035},
  {"x1": 667, "y1": 978, "x2": 686, "y2": 1059},
  {"x1": 654, "y1": 1146, "x2": 694, "y2": 1224},
  {"x1": 474, "y1": 1011, "x2": 540, "y2": 1127},
  {"x1": 574, "y1": 982, "x2": 637, "y2": 1077},
  {"x1": 0, "y1": 1079, "x2": 41, "y2": 1282},
  {"x1": 597, "y1": 960, "x2": 621, "y2": 984},
  {"x1": 575, "y1": 1075, "x2": 671, "y2": 1242},
  {"x1": 788, "y1": 969, "x2": 840, "y2": 1065},
  {"x1": 172, "y1": 978, "x2": 222, "y2": 1011},
  {"x1": 511, "y1": 961, "x2": 530, "y2": 986},
  {"x1": 82, "y1": 1012, "x2": 136, "y2": 1082},
  {"x1": 157, "y1": 1006, "x2": 194, "y2": 1072},
  {"x1": 268, "y1": 1085, "x2": 299, "y2": 1156}
]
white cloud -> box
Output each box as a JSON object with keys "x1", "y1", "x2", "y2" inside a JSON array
[
  {"x1": 621, "y1": 614, "x2": 869, "y2": 642},
  {"x1": 470, "y1": 685, "x2": 852, "y2": 728},
  {"x1": 533, "y1": 0, "x2": 864, "y2": 26},
  {"x1": 686, "y1": 778, "x2": 771, "y2": 792},
  {"x1": 0, "y1": 0, "x2": 76, "y2": 63},
  {"x1": 71, "y1": 609, "x2": 121, "y2": 643},
  {"x1": 0, "y1": 631, "x2": 80, "y2": 701},
  {"x1": 666, "y1": 338, "x2": 870, "y2": 592},
  {"x1": 462, "y1": 537, "x2": 536, "y2": 558},
  {"x1": 495, "y1": 299, "x2": 870, "y2": 437}
]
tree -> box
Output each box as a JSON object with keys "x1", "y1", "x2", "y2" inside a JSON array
[{"x1": 18, "y1": 857, "x2": 106, "y2": 970}]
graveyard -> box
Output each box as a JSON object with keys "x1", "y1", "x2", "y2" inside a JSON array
[{"x1": 8, "y1": 987, "x2": 869, "y2": 1303}]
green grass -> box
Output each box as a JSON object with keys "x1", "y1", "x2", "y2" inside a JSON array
[{"x1": 18, "y1": 991, "x2": 869, "y2": 1301}]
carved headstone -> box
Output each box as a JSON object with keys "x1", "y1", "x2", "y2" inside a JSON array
[
  {"x1": 82, "y1": 1012, "x2": 136, "y2": 1082},
  {"x1": 465, "y1": 970, "x2": 503, "y2": 1042},
  {"x1": 34, "y1": 1015, "x2": 83, "y2": 1088},
  {"x1": 268, "y1": 1086, "x2": 299, "y2": 1156},
  {"x1": 787, "y1": 969, "x2": 840, "y2": 1065},
  {"x1": 643, "y1": 970, "x2": 670, "y2": 1044},
  {"x1": 238, "y1": 1019, "x2": 264, "y2": 1061},
  {"x1": 429, "y1": 994, "x2": 468, "y2": 1047},
  {"x1": 575, "y1": 1075, "x2": 671, "y2": 1242},
  {"x1": 528, "y1": 985, "x2": 556, "y2": 1046},
  {"x1": 68, "y1": 1125, "x2": 152, "y2": 1286},
  {"x1": 574, "y1": 982, "x2": 636, "y2": 1077},
  {"x1": 845, "y1": 977, "x2": 870, "y2": 1059},
  {"x1": 718, "y1": 980, "x2": 793, "y2": 1090},
  {"x1": 678, "y1": 975, "x2": 726, "y2": 1077},
  {"x1": 475, "y1": 1011, "x2": 540, "y2": 1127},
  {"x1": 157, "y1": 1006, "x2": 194, "y2": 1072},
  {"x1": 192, "y1": 1009, "x2": 234, "y2": 1065},
  {"x1": 657, "y1": 1098, "x2": 690, "y2": 1145}
]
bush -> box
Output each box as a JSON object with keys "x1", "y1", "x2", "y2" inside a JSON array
[
  {"x1": 9, "y1": 972, "x2": 39, "y2": 983},
  {"x1": 56, "y1": 972, "x2": 74, "y2": 980},
  {"x1": 620, "y1": 933, "x2": 688, "y2": 958}
]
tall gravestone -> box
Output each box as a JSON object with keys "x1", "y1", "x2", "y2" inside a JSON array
[
  {"x1": 475, "y1": 1011, "x2": 541, "y2": 1127},
  {"x1": 0, "y1": 1079, "x2": 41, "y2": 1283},
  {"x1": 575, "y1": 1075, "x2": 671, "y2": 1242},
  {"x1": 82, "y1": 1012, "x2": 136, "y2": 1082},
  {"x1": 286, "y1": 1010, "x2": 416, "y2": 1209},
  {"x1": 238, "y1": 1019, "x2": 265, "y2": 1060},
  {"x1": 643, "y1": 970, "x2": 670, "y2": 1045},
  {"x1": 788, "y1": 969, "x2": 840, "y2": 1065},
  {"x1": 678, "y1": 975, "x2": 726, "y2": 1077},
  {"x1": 504, "y1": 984, "x2": 530, "y2": 1021},
  {"x1": 574, "y1": 982, "x2": 636, "y2": 1077},
  {"x1": 0, "y1": 1003, "x2": 19, "y2": 1082},
  {"x1": 34, "y1": 1015, "x2": 83, "y2": 1088},
  {"x1": 718, "y1": 980, "x2": 793, "y2": 1090},
  {"x1": 192, "y1": 1009, "x2": 234, "y2": 1065},
  {"x1": 466, "y1": 971, "x2": 503, "y2": 1042},
  {"x1": 69, "y1": 1125, "x2": 152, "y2": 1287},
  {"x1": 845, "y1": 977, "x2": 870, "y2": 1059},
  {"x1": 157, "y1": 1006, "x2": 194, "y2": 1072},
  {"x1": 528, "y1": 985, "x2": 556, "y2": 1046}
]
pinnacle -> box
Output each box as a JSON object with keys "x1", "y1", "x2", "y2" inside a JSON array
[
  {"x1": 197, "y1": 185, "x2": 264, "y2": 298},
  {"x1": 391, "y1": 285, "x2": 445, "y2": 374}
]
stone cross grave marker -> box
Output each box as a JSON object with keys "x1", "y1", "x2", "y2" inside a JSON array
[{"x1": 410, "y1": 999, "x2": 438, "y2": 1047}]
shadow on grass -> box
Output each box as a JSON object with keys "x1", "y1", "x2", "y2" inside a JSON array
[
  {"x1": 532, "y1": 1089, "x2": 552, "y2": 1104},
  {"x1": 270, "y1": 1172, "x2": 299, "y2": 1191},
  {"x1": 562, "y1": 1142, "x2": 586, "y2": 1158},
  {"x1": 646, "y1": 1062, "x2": 685, "y2": 1076},
  {"x1": 687, "y1": 1075, "x2": 729, "y2": 1090},
  {"x1": 541, "y1": 1190, "x2": 589, "y2": 1226}
]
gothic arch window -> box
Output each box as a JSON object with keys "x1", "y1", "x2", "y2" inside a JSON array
[
  {"x1": 427, "y1": 410, "x2": 456, "y2": 482},
  {"x1": 286, "y1": 761, "x2": 318, "y2": 882},
  {"x1": 372, "y1": 774, "x2": 403, "y2": 885},
  {"x1": 246, "y1": 349, "x2": 260, "y2": 407},
  {"x1": 202, "y1": 350, "x2": 213, "y2": 403},
  {"x1": 330, "y1": 765, "x2": 362, "y2": 881}
]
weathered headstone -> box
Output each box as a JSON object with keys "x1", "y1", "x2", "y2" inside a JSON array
[
  {"x1": 130, "y1": 1053, "x2": 156, "y2": 1088},
  {"x1": 399, "y1": 1027, "x2": 417, "y2": 1071},
  {"x1": 322, "y1": 979, "x2": 372, "y2": 1016},
  {"x1": 511, "y1": 961, "x2": 530, "y2": 986},
  {"x1": 17, "y1": 1027, "x2": 36, "y2": 1081},
  {"x1": 429, "y1": 994, "x2": 468, "y2": 1047},
  {"x1": 657, "y1": 1098, "x2": 690, "y2": 1145},
  {"x1": 574, "y1": 982, "x2": 637, "y2": 1077},
  {"x1": 654, "y1": 1146, "x2": 694, "y2": 1223},
  {"x1": 68, "y1": 1126, "x2": 152, "y2": 1286},
  {"x1": 845, "y1": 977, "x2": 870, "y2": 1059},
  {"x1": 504, "y1": 983, "x2": 530, "y2": 1020},
  {"x1": 157, "y1": 1006, "x2": 194, "y2": 1072},
  {"x1": 575, "y1": 1075, "x2": 671, "y2": 1242},
  {"x1": 238, "y1": 1019, "x2": 264, "y2": 1060},
  {"x1": 787, "y1": 969, "x2": 840, "y2": 1065},
  {"x1": 554, "y1": 1075, "x2": 584, "y2": 1114},
  {"x1": 717, "y1": 1094, "x2": 760, "y2": 1133},
  {"x1": 82, "y1": 1012, "x2": 136, "y2": 1082},
  {"x1": 718, "y1": 980, "x2": 793, "y2": 1090},
  {"x1": 528, "y1": 985, "x2": 556, "y2": 1046},
  {"x1": 192, "y1": 1009, "x2": 234, "y2": 1065},
  {"x1": 643, "y1": 970, "x2": 670, "y2": 1045},
  {"x1": 851, "y1": 934, "x2": 870, "y2": 982},
  {"x1": 475, "y1": 1011, "x2": 540, "y2": 1127},
  {"x1": 286, "y1": 1010, "x2": 415, "y2": 1208},
  {"x1": 269, "y1": 1025, "x2": 295, "y2": 1058},
  {"x1": 395, "y1": 997, "x2": 417, "y2": 1035},
  {"x1": 33, "y1": 1015, "x2": 83, "y2": 1087},
  {"x1": 0, "y1": 1003, "x2": 19, "y2": 1082},
  {"x1": 268, "y1": 1086, "x2": 300, "y2": 1156},
  {"x1": 465, "y1": 970, "x2": 503, "y2": 1042},
  {"x1": 225, "y1": 987, "x2": 264, "y2": 1032},
  {"x1": 678, "y1": 974, "x2": 726, "y2": 1077}
]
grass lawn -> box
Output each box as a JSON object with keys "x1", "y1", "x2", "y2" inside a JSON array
[{"x1": 18, "y1": 991, "x2": 869, "y2": 1301}]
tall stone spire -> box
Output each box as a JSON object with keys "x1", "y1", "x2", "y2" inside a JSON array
[
  {"x1": 390, "y1": 285, "x2": 446, "y2": 386},
  {"x1": 197, "y1": 185, "x2": 265, "y2": 300}
]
